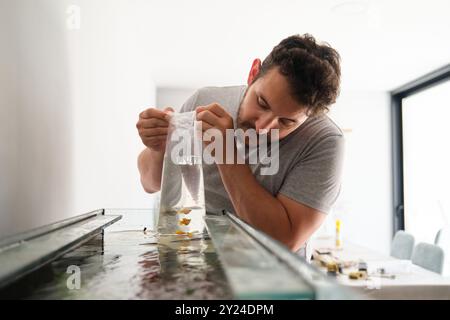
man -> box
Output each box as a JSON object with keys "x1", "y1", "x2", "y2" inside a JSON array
[{"x1": 136, "y1": 34, "x2": 344, "y2": 257}]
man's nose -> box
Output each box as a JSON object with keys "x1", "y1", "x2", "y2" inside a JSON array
[{"x1": 255, "y1": 114, "x2": 278, "y2": 132}]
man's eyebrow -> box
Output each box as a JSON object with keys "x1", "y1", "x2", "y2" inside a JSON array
[{"x1": 260, "y1": 94, "x2": 297, "y2": 123}]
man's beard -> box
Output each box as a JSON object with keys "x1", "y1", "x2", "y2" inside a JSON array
[
  {"x1": 236, "y1": 86, "x2": 255, "y2": 131},
  {"x1": 236, "y1": 113, "x2": 254, "y2": 132}
]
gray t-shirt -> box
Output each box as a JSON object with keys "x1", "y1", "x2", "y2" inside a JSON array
[{"x1": 180, "y1": 85, "x2": 344, "y2": 216}]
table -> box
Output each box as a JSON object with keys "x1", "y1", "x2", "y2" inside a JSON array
[{"x1": 310, "y1": 237, "x2": 450, "y2": 299}]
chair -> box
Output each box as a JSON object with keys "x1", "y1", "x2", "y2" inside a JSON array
[
  {"x1": 435, "y1": 227, "x2": 450, "y2": 276},
  {"x1": 411, "y1": 242, "x2": 444, "y2": 274},
  {"x1": 390, "y1": 230, "x2": 415, "y2": 260},
  {"x1": 435, "y1": 227, "x2": 450, "y2": 247}
]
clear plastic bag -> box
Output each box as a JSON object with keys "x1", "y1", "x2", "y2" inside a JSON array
[{"x1": 158, "y1": 111, "x2": 205, "y2": 237}]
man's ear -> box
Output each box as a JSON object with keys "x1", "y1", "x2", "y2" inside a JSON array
[{"x1": 247, "y1": 58, "x2": 262, "y2": 85}]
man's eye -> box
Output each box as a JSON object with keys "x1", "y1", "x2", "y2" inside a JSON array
[
  {"x1": 257, "y1": 97, "x2": 269, "y2": 109},
  {"x1": 279, "y1": 118, "x2": 295, "y2": 127}
]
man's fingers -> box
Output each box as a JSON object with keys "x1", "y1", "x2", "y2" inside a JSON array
[
  {"x1": 162, "y1": 107, "x2": 175, "y2": 122},
  {"x1": 142, "y1": 135, "x2": 167, "y2": 146},
  {"x1": 198, "y1": 121, "x2": 213, "y2": 132},
  {"x1": 143, "y1": 135, "x2": 167, "y2": 142},
  {"x1": 140, "y1": 127, "x2": 169, "y2": 137},
  {"x1": 197, "y1": 103, "x2": 227, "y2": 117},
  {"x1": 138, "y1": 118, "x2": 169, "y2": 129},
  {"x1": 140, "y1": 108, "x2": 169, "y2": 120},
  {"x1": 209, "y1": 103, "x2": 227, "y2": 117},
  {"x1": 197, "y1": 110, "x2": 219, "y2": 126}
]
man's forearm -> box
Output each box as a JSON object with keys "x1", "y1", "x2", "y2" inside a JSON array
[
  {"x1": 138, "y1": 148, "x2": 165, "y2": 193},
  {"x1": 217, "y1": 163, "x2": 293, "y2": 245}
]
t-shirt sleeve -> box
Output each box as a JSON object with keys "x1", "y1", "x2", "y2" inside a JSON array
[
  {"x1": 278, "y1": 134, "x2": 345, "y2": 214},
  {"x1": 179, "y1": 90, "x2": 200, "y2": 113}
]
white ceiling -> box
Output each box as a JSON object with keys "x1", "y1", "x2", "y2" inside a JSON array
[{"x1": 117, "y1": 0, "x2": 450, "y2": 91}]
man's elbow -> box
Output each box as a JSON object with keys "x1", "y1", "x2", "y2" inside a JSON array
[
  {"x1": 142, "y1": 186, "x2": 157, "y2": 194},
  {"x1": 278, "y1": 225, "x2": 308, "y2": 252},
  {"x1": 283, "y1": 237, "x2": 307, "y2": 253},
  {"x1": 140, "y1": 179, "x2": 160, "y2": 194}
]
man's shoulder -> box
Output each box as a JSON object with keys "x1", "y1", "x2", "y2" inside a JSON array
[
  {"x1": 282, "y1": 114, "x2": 344, "y2": 154},
  {"x1": 181, "y1": 85, "x2": 245, "y2": 113},
  {"x1": 305, "y1": 114, "x2": 344, "y2": 139},
  {"x1": 194, "y1": 85, "x2": 246, "y2": 106},
  {"x1": 196, "y1": 85, "x2": 246, "y2": 97},
  {"x1": 190, "y1": 85, "x2": 247, "y2": 118}
]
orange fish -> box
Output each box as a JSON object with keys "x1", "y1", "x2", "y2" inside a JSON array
[
  {"x1": 179, "y1": 218, "x2": 191, "y2": 226},
  {"x1": 177, "y1": 208, "x2": 191, "y2": 215}
]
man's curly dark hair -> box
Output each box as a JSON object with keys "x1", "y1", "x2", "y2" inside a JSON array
[{"x1": 258, "y1": 34, "x2": 341, "y2": 116}]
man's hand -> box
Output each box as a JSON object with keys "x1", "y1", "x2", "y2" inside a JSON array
[
  {"x1": 196, "y1": 103, "x2": 235, "y2": 164},
  {"x1": 136, "y1": 107, "x2": 174, "y2": 153},
  {"x1": 196, "y1": 103, "x2": 234, "y2": 138}
]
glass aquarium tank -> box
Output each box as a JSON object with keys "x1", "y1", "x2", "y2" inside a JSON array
[{"x1": 0, "y1": 208, "x2": 357, "y2": 300}]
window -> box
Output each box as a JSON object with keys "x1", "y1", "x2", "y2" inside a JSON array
[{"x1": 392, "y1": 65, "x2": 450, "y2": 243}]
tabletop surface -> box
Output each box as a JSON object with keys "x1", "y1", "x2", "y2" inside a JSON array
[{"x1": 310, "y1": 237, "x2": 450, "y2": 299}]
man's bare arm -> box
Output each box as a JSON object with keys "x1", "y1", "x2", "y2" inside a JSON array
[
  {"x1": 217, "y1": 161, "x2": 325, "y2": 251},
  {"x1": 136, "y1": 107, "x2": 173, "y2": 193},
  {"x1": 137, "y1": 148, "x2": 165, "y2": 193}
]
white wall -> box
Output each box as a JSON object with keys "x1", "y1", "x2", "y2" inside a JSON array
[
  {"x1": 68, "y1": 0, "x2": 157, "y2": 214},
  {"x1": 0, "y1": 0, "x2": 156, "y2": 239},
  {"x1": 0, "y1": 0, "x2": 19, "y2": 237},
  {"x1": 0, "y1": 0, "x2": 75, "y2": 238},
  {"x1": 328, "y1": 90, "x2": 393, "y2": 254}
]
